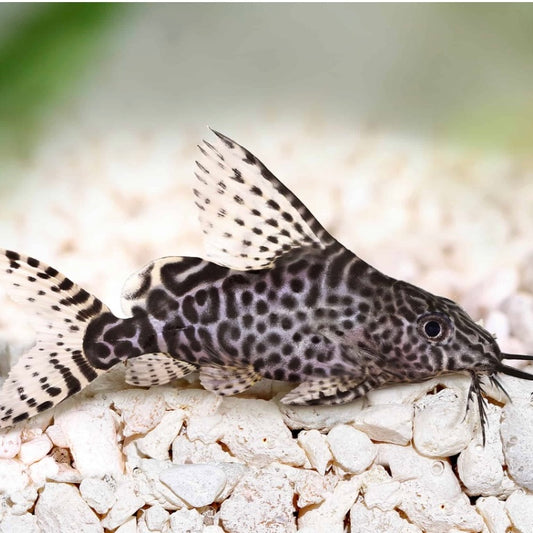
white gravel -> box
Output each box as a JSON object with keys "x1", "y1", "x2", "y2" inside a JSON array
[{"x1": 0, "y1": 122, "x2": 532, "y2": 531}]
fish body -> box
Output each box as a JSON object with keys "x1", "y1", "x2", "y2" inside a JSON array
[{"x1": 0, "y1": 130, "x2": 531, "y2": 438}]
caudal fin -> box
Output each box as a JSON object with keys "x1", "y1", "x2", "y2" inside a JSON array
[{"x1": 0, "y1": 250, "x2": 112, "y2": 428}]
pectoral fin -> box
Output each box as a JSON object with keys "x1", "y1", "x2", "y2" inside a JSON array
[
  {"x1": 199, "y1": 364, "x2": 261, "y2": 395},
  {"x1": 280, "y1": 376, "x2": 365, "y2": 405},
  {"x1": 125, "y1": 353, "x2": 197, "y2": 387}
]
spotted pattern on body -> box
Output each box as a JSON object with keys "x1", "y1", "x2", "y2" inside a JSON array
[{"x1": 0, "y1": 130, "x2": 531, "y2": 441}]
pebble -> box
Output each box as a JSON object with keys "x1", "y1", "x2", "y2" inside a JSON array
[
  {"x1": 505, "y1": 490, "x2": 533, "y2": 533},
  {"x1": 18, "y1": 434, "x2": 52, "y2": 465},
  {"x1": 298, "y1": 475, "x2": 362, "y2": 533},
  {"x1": 35, "y1": 482, "x2": 102, "y2": 533},
  {"x1": 278, "y1": 397, "x2": 364, "y2": 431},
  {"x1": 135, "y1": 409, "x2": 185, "y2": 460},
  {"x1": 111, "y1": 389, "x2": 167, "y2": 437},
  {"x1": 0, "y1": 428, "x2": 21, "y2": 458},
  {"x1": 0, "y1": 513, "x2": 41, "y2": 533},
  {"x1": 297, "y1": 429, "x2": 333, "y2": 475},
  {"x1": 79, "y1": 476, "x2": 117, "y2": 514},
  {"x1": 159, "y1": 464, "x2": 227, "y2": 507},
  {"x1": 413, "y1": 387, "x2": 475, "y2": 456},
  {"x1": 475, "y1": 496, "x2": 512, "y2": 533},
  {"x1": 351, "y1": 500, "x2": 422, "y2": 533},
  {"x1": 0, "y1": 458, "x2": 29, "y2": 495},
  {"x1": 220, "y1": 469, "x2": 296, "y2": 533},
  {"x1": 101, "y1": 477, "x2": 145, "y2": 530},
  {"x1": 327, "y1": 424, "x2": 376, "y2": 474},
  {"x1": 144, "y1": 504, "x2": 170, "y2": 531},
  {"x1": 168, "y1": 508, "x2": 203, "y2": 533},
  {"x1": 55, "y1": 405, "x2": 123, "y2": 478},
  {"x1": 500, "y1": 403, "x2": 533, "y2": 490},
  {"x1": 216, "y1": 398, "x2": 306, "y2": 466},
  {"x1": 353, "y1": 404, "x2": 413, "y2": 445}
]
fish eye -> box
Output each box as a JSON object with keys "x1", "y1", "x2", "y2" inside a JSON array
[{"x1": 417, "y1": 313, "x2": 452, "y2": 343}]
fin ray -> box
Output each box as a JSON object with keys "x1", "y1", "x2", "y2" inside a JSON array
[
  {"x1": 0, "y1": 250, "x2": 111, "y2": 428},
  {"x1": 125, "y1": 353, "x2": 197, "y2": 387},
  {"x1": 194, "y1": 130, "x2": 335, "y2": 270},
  {"x1": 199, "y1": 364, "x2": 261, "y2": 395},
  {"x1": 280, "y1": 376, "x2": 365, "y2": 405}
]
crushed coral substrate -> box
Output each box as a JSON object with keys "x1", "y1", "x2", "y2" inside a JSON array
[{"x1": 1, "y1": 123, "x2": 533, "y2": 533}]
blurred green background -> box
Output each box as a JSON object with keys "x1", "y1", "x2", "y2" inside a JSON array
[{"x1": 1, "y1": 3, "x2": 533, "y2": 162}]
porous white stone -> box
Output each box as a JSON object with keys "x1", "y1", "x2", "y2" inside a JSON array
[
  {"x1": 144, "y1": 503, "x2": 170, "y2": 531},
  {"x1": 476, "y1": 496, "x2": 512, "y2": 533},
  {"x1": 0, "y1": 512, "x2": 40, "y2": 533},
  {"x1": 215, "y1": 398, "x2": 306, "y2": 466},
  {"x1": 350, "y1": 499, "x2": 421, "y2": 533},
  {"x1": 45, "y1": 423, "x2": 68, "y2": 448},
  {"x1": 505, "y1": 490, "x2": 533, "y2": 533},
  {"x1": 214, "y1": 462, "x2": 249, "y2": 501},
  {"x1": 162, "y1": 388, "x2": 222, "y2": 417},
  {"x1": 278, "y1": 396, "x2": 364, "y2": 431},
  {"x1": 298, "y1": 475, "x2": 362, "y2": 533},
  {"x1": 171, "y1": 435, "x2": 235, "y2": 464},
  {"x1": 413, "y1": 386, "x2": 475, "y2": 456},
  {"x1": 35, "y1": 482, "x2": 102, "y2": 533},
  {"x1": 0, "y1": 428, "x2": 21, "y2": 458},
  {"x1": 0, "y1": 458, "x2": 29, "y2": 495},
  {"x1": 160, "y1": 463, "x2": 227, "y2": 507},
  {"x1": 220, "y1": 469, "x2": 296, "y2": 533},
  {"x1": 114, "y1": 517, "x2": 137, "y2": 533},
  {"x1": 366, "y1": 380, "x2": 440, "y2": 407},
  {"x1": 135, "y1": 409, "x2": 185, "y2": 460},
  {"x1": 327, "y1": 424, "x2": 376, "y2": 474},
  {"x1": 274, "y1": 463, "x2": 331, "y2": 507},
  {"x1": 111, "y1": 389, "x2": 166, "y2": 437},
  {"x1": 79, "y1": 476, "x2": 117, "y2": 514},
  {"x1": 28, "y1": 456, "x2": 59, "y2": 488},
  {"x1": 457, "y1": 442, "x2": 503, "y2": 496},
  {"x1": 133, "y1": 457, "x2": 186, "y2": 509},
  {"x1": 169, "y1": 508, "x2": 203, "y2": 533},
  {"x1": 55, "y1": 405, "x2": 123, "y2": 477},
  {"x1": 353, "y1": 403, "x2": 413, "y2": 445},
  {"x1": 297, "y1": 429, "x2": 333, "y2": 475},
  {"x1": 364, "y1": 480, "x2": 402, "y2": 511},
  {"x1": 500, "y1": 403, "x2": 533, "y2": 490},
  {"x1": 18, "y1": 434, "x2": 52, "y2": 465},
  {"x1": 101, "y1": 477, "x2": 145, "y2": 530},
  {"x1": 377, "y1": 444, "x2": 483, "y2": 532}
]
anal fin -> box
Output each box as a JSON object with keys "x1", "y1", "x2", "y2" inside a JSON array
[
  {"x1": 280, "y1": 376, "x2": 365, "y2": 406},
  {"x1": 125, "y1": 353, "x2": 197, "y2": 387},
  {"x1": 199, "y1": 364, "x2": 261, "y2": 395}
]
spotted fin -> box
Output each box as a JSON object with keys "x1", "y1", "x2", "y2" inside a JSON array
[
  {"x1": 199, "y1": 364, "x2": 261, "y2": 395},
  {"x1": 0, "y1": 250, "x2": 111, "y2": 428},
  {"x1": 280, "y1": 376, "x2": 365, "y2": 405},
  {"x1": 194, "y1": 130, "x2": 335, "y2": 271},
  {"x1": 125, "y1": 353, "x2": 197, "y2": 387}
]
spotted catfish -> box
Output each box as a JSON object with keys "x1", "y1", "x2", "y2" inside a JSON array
[{"x1": 1, "y1": 130, "x2": 532, "y2": 441}]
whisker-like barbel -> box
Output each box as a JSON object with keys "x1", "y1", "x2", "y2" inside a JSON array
[
  {"x1": 502, "y1": 353, "x2": 533, "y2": 361},
  {"x1": 497, "y1": 364, "x2": 533, "y2": 381}
]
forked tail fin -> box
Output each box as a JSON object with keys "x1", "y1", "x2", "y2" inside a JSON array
[{"x1": 0, "y1": 250, "x2": 115, "y2": 428}]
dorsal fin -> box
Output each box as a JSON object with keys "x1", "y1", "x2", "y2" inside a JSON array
[{"x1": 193, "y1": 130, "x2": 335, "y2": 271}]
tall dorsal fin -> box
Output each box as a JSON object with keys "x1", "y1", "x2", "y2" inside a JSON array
[{"x1": 193, "y1": 130, "x2": 335, "y2": 271}]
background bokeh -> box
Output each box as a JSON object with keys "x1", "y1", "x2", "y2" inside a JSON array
[
  {"x1": 0, "y1": 3, "x2": 532, "y2": 319},
  {"x1": 1, "y1": 3, "x2": 533, "y2": 160}
]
